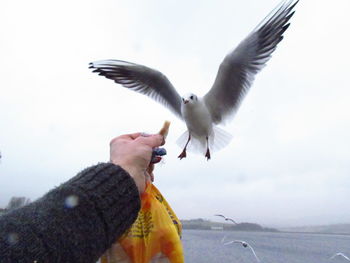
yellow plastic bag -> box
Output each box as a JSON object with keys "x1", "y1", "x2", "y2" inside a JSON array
[{"x1": 101, "y1": 183, "x2": 184, "y2": 263}]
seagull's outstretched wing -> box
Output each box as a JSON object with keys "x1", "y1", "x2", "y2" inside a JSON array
[
  {"x1": 214, "y1": 214, "x2": 226, "y2": 219},
  {"x1": 330, "y1": 253, "x2": 350, "y2": 261},
  {"x1": 225, "y1": 240, "x2": 261, "y2": 263},
  {"x1": 226, "y1": 218, "x2": 237, "y2": 224},
  {"x1": 89, "y1": 60, "x2": 183, "y2": 119},
  {"x1": 204, "y1": 0, "x2": 298, "y2": 124}
]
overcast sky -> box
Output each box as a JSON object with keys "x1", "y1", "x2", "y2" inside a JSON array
[{"x1": 0, "y1": 0, "x2": 349, "y2": 227}]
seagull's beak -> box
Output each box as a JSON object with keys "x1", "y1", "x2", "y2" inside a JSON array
[{"x1": 183, "y1": 99, "x2": 189, "y2": 104}]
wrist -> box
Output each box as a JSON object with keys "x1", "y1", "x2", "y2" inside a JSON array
[{"x1": 116, "y1": 163, "x2": 145, "y2": 194}]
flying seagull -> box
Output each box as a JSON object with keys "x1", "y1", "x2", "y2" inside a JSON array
[
  {"x1": 89, "y1": 0, "x2": 298, "y2": 160},
  {"x1": 330, "y1": 253, "x2": 350, "y2": 261},
  {"x1": 214, "y1": 214, "x2": 227, "y2": 219},
  {"x1": 224, "y1": 240, "x2": 261, "y2": 262},
  {"x1": 214, "y1": 214, "x2": 237, "y2": 224}
]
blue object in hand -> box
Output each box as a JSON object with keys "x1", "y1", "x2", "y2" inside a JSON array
[
  {"x1": 153, "y1": 148, "x2": 167, "y2": 156},
  {"x1": 151, "y1": 148, "x2": 167, "y2": 163}
]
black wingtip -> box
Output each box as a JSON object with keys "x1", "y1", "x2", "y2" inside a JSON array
[
  {"x1": 292, "y1": 0, "x2": 300, "y2": 9},
  {"x1": 281, "y1": 23, "x2": 291, "y2": 34},
  {"x1": 287, "y1": 0, "x2": 299, "y2": 15}
]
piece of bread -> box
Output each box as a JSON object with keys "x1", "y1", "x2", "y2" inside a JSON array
[{"x1": 158, "y1": 121, "x2": 170, "y2": 139}]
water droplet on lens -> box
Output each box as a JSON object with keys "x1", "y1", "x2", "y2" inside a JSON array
[
  {"x1": 8, "y1": 232, "x2": 19, "y2": 245},
  {"x1": 65, "y1": 195, "x2": 79, "y2": 208}
]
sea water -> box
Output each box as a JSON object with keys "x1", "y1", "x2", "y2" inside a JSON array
[{"x1": 182, "y1": 229, "x2": 350, "y2": 263}]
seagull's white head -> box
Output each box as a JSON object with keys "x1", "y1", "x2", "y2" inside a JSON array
[{"x1": 182, "y1": 93, "x2": 198, "y2": 106}]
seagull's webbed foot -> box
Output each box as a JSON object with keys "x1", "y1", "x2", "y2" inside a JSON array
[
  {"x1": 178, "y1": 149, "x2": 187, "y2": 160},
  {"x1": 205, "y1": 136, "x2": 211, "y2": 160},
  {"x1": 178, "y1": 133, "x2": 191, "y2": 160},
  {"x1": 205, "y1": 148, "x2": 211, "y2": 160}
]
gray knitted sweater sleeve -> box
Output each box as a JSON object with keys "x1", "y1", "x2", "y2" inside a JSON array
[{"x1": 0, "y1": 163, "x2": 141, "y2": 263}]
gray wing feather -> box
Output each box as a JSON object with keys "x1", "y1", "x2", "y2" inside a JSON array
[
  {"x1": 89, "y1": 60, "x2": 183, "y2": 119},
  {"x1": 204, "y1": 0, "x2": 298, "y2": 124}
]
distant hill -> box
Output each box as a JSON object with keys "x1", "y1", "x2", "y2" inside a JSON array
[
  {"x1": 0, "y1": 208, "x2": 6, "y2": 216},
  {"x1": 181, "y1": 218, "x2": 278, "y2": 232},
  {"x1": 279, "y1": 224, "x2": 350, "y2": 235}
]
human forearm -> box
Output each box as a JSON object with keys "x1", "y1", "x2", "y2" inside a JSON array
[{"x1": 0, "y1": 163, "x2": 140, "y2": 263}]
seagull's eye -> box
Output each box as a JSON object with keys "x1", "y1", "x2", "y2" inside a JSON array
[
  {"x1": 190, "y1": 95, "x2": 194, "y2": 100},
  {"x1": 182, "y1": 98, "x2": 185, "y2": 102}
]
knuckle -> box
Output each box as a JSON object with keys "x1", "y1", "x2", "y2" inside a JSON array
[{"x1": 109, "y1": 137, "x2": 119, "y2": 146}]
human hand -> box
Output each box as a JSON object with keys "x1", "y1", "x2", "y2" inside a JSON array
[{"x1": 109, "y1": 133, "x2": 164, "y2": 193}]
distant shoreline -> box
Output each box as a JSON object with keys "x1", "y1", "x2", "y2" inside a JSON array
[
  {"x1": 181, "y1": 218, "x2": 350, "y2": 236},
  {"x1": 277, "y1": 230, "x2": 350, "y2": 236},
  {"x1": 183, "y1": 228, "x2": 350, "y2": 237},
  {"x1": 181, "y1": 218, "x2": 279, "y2": 232}
]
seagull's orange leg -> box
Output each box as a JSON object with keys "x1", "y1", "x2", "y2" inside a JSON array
[
  {"x1": 205, "y1": 136, "x2": 211, "y2": 160},
  {"x1": 178, "y1": 134, "x2": 191, "y2": 160}
]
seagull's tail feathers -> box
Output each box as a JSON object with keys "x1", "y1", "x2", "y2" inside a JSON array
[
  {"x1": 176, "y1": 130, "x2": 201, "y2": 153},
  {"x1": 209, "y1": 126, "x2": 233, "y2": 152},
  {"x1": 176, "y1": 127, "x2": 233, "y2": 155}
]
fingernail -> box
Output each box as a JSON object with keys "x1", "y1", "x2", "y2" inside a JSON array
[{"x1": 156, "y1": 134, "x2": 165, "y2": 145}]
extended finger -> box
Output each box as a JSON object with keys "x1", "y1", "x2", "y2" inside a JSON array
[
  {"x1": 137, "y1": 134, "x2": 164, "y2": 148},
  {"x1": 110, "y1": 132, "x2": 142, "y2": 145},
  {"x1": 121, "y1": 132, "x2": 142, "y2": 140}
]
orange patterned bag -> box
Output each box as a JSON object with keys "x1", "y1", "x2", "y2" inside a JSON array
[{"x1": 100, "y1": 183, "x2": 184, "y2": 263}]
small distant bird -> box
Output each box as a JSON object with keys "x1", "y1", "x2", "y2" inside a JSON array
[
  {"x1": 214, "y1": 214, "x2": 237, "y2": 224},
  {"x1": 224, "y1": 240, "x2": 260, "y2": 263},
  {"x1": 330, "y1": 253, "x2": 350, "y2": 261},
  {"x1": 215, "y1": 214, "x2": 226, "y2": 219},
  {"x1": 90, "y1": 0, "x2": 298, "y2": 160}
]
